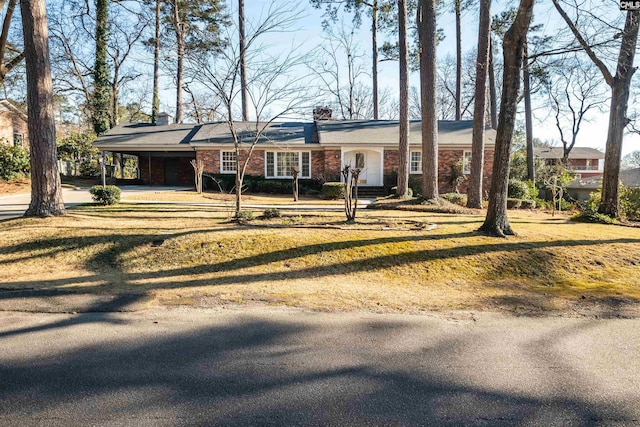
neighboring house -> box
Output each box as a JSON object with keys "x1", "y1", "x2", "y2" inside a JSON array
[
  {"x1": 534, "y1": 146, "x2": 605, "y2": 179},
  {"x1": 94, "y1": 111, "x2": 496, "y2": 194},
  {"x1": 0, "y1": 99, "x2": 28, "y2": 148},
  {"x1": 621, "y1": 168, "x2": 640, "y2": 188}
]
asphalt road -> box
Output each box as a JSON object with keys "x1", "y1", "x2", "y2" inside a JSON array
[
  {"x1": 0, "y1": 186, "x2": 189, "y2": 219},
  {"x1": 1, "y1": 307, "x2": 639, "y2": 426}
]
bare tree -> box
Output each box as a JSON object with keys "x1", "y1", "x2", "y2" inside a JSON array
[
  {"x1": 163, "y1": 0, "x2": 228, "y2": 124},
  {"x1": 552, "y1": 1, "x2": 639, "y2": 218},
  {"x1": 479, "y1": 0, "x2": 535, "y2": 237},
  {"x1": 20, "y1": 0, "x2": 65, "y2": 217},
  {"x1": 107, "y1": 5, "x2": 149, "y2": 127},
  {"x1": 544, "y1": 57, "x2": 607, "y2": 165},
  {"x1": 397, "y1": 0, "x2": 410, "y2": 197},
  {"x1": 188, "y1": 2, "x2": 313, "y2": 217},
  {"x1": 310, "y1": 0, "x2": 382, "y2": 119},
  {"x1": 311, "y1": 24, "x2": 369, "y2": 119},
  {"x1": 418, "y1": 0, "x2": 439, "y2": 200},
  {"x1": 0, "y1": 0, "x2": 25, "y2": 84},
  {"x1": 467, "y1": 0, "x2": 491, "y2": 209}
]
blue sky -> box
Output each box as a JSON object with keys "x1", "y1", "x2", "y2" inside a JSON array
[{"x1": 154, "y1": 0, "x2": 637, "y2": 157}]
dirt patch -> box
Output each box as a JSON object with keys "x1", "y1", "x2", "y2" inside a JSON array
[{"x1": 0, "y1": 178, "x2": 30, "y2": 195}]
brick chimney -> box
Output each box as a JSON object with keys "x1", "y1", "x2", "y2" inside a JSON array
[
  {"x1": 156, "y1": 112, "x2": 173, "y2": 126},
  {"x1": 313, "y1": 106, "x2": 333, "y2": 121}
]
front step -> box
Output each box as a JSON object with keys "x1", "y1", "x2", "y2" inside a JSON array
[{"x1": 353, "y1": 186, "x2": 387, "y2": 198}]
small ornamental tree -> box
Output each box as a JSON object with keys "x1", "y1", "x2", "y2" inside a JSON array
[
  {"x1": 342, "y1": 165, "x2": 361, "y2": 222},
  {"x1": 188, "y1": 2, "x2": 313, "y2": 218}
]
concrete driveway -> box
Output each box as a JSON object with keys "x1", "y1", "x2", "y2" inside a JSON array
[
  {"x1": 0, "y1": 186, "x2": 191, "y2": 219},
  {"x1": 0, "y1": 306, "x2": 639, "y2": 426}
]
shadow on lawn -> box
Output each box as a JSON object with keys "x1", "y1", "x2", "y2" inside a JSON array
[{"x1": 0, "y1": 315, "x2": 636, "y2": 424}]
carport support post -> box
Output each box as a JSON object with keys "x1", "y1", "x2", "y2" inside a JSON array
[
  {"x1": 100, "y1": 151, "x2": 106, "y2": 187},
  {"x1": 148, "y1": 152, "x2": 152, "y2": 187}
]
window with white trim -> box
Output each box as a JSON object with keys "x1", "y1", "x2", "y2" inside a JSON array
[
  {"x1": 410, "y1": 151, "x2": 422, "y2": 173},
  {"x1": 221, "y1": 151, "x2": 236, "y2": 173},
  {"x1": 463, "y1": 150, "x2": 472, "y2": 174},
  {"x1": 266, "y1": 151, "x2": 311, "y2": 178}
]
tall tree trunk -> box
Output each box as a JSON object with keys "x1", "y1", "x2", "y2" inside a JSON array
[
  {"x1": 455, "y1": 0, "x2": 462, "y2": 121},
  {"x1": 372, "y1": 0, "x2": 379, "y2": 120},
  {"x1": 173, "y1": 1, "x2": 184, "y2": 124},
  {"x1": 479, "y1": 0, "x2": 534, "y2": 237},
  {"x1": 111, "y1": 68, "x2": 119, "y2": 128},
  {"x1": 93, "y1": 0, "x2": 110, "y2": 135},
  {"x1": 523, "y1": 42, "x2": 534, "y2": 181},
  {"x1": 552, "y1": 2, "x2": 640, "y2": 218},
  {"x1": 151, "y1": 0, "x2": 160, "y2": 125},
  {"x1": 467, "y1": 0, "x2": 491, "y2": 209},
  {"x1": 239, "y1": 0, "x2": 248, "y2": 121},
  {"x1": 599, "y1": 11, "x2": 639, "y2": 217},
  {"x1": 488, "y1": 38, "x2": 498, "y2": 129},
  {"x1": 20, "y1": 0, "x2": 65, "y2": 217},
  {"x1": 397, "y1": 0, "x2": 410, "y2": 197},
  {"x1": 418, "y1": 0, "x2": 439, "y2": 200}
]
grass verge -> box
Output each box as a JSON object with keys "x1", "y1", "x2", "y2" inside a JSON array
[{"x1": 1, "y1": 205, "x2": 639, "y2": 317}]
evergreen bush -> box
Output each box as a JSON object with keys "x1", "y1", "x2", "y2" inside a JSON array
[
  {"x1": 0, "y1": 144, "x2": 30, "y2": 180},
  {"x1": 89, "y1": 185, "x2": 121, "y2": 205},
  {"x1": 322, "y1": 182, "x2": 344, "y2": 199}
]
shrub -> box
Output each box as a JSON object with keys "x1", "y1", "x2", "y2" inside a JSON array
[
  {"x1": 0, "y1": 144, "x2": 30, "y2": 180},
  {"x1": 89, "y1": 185, "x2": 121, "y2": 205},
  {"x1": 236, "y1": 210, "x2": 254, "y2": 221},
  {"x1": 262, "y1": 208, "x2": 281, "y2": 219},
  {"x1": 524, "y1": 180, "x2": 539, "y2": 200},
  {"x1": 79, "y1": 160, "x2": 99, "y2": 177},
  {"x1": 534, "y1": 198, "x2": 550, "y2": 209},
  {"x1": 508, "y1": 179, "x2": 529, "y2": 199},
  {"x1": 506, "y1": 198, "x2": 522, "y2": 209},
  {"x1": 519, "y1": 199, "x2": 536, "y2": 209},
  {"x1": 322, "y1": 182, "x2": 344, "y2": 199},
  {"x1": 408, "y1": 175, "x2": 422, "y2": 197},
  {"x1": 621, "y1": 186, "x2": 640, "y2": 220},
  {"x1": 390, "y1": 186, "x2": 413, "y2": 197},
  {"x1": 441, "y1": 192, "x2": 467, "y2": 206},
  {"x1": 571, "y1": 210, "x2": 617, "y2": 225}
]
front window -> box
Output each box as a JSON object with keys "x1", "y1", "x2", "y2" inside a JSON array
[
  {"x1": 463, "y1": 150, "x2": 472, "y2": 174},
  {"x1": 13, "y1": 133, "x2": 23, "y2": 147},
  {"x1": 355, "y1": 152, "x2": 365, "y2": 169},
  {"x1": 221, "y1": 151, "x2": 236, "y2": 173},
  {"x1": 410, "y1": 151, "x2": 421, "y2": 173},
  {"x1": 266, "y1": 151, "x2": 311, "y2": 178}
]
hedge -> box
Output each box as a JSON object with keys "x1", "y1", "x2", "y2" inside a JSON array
[{"x1": 90, "y1": 185, "x2": 121, "y2": 205}]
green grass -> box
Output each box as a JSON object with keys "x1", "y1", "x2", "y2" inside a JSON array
[{"x1": 1, "y1": 205, "x2": 639, "y2": 316}]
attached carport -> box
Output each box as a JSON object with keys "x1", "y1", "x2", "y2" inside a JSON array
[{"x1": 94, "y1": 122, "x2": 200, "y2": 186}]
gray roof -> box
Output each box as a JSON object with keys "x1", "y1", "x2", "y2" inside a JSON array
[
  {"x1": 316, "y1": 120, "x2": 495, "y2": 146},
  {"x1": 190, "y1": 121, "x2": 316, "y2": 146},
  {"x1": 94, "y1": 123, "x2": 199, "y2": 151},
  {"x1": 567, "y1": 176, "x2": 602, "y2": 190},
  {"x1": 534, "y1": 146, "x2": 605, "y2": 159},
  {"x1": 95, "y1": 119, "x2": 495, "y2": 151},
  {"x1": 621, "y1": 168, "x2": 640, "y2": 188}
]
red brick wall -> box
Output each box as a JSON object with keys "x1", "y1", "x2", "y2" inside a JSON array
[
  {"x1": 384, "y1": 150, "x2": 399, "y2": 175},
  {"x1": 197, "y1": 150, "x2": 220, "y2": 173},
  {"x1": 197, "y1": 148, "x2": 264, "y2": 176},
  {"x1": 384, "y1": 148, "x2": 494, "y2": 195},
  {"x1": 177, "y1": 157, "x2": 195, "y2": 186},
  {"x1": 139, "y1": 157, "x2": 164, "y2": 185},
  {"x1": 311, "y1": 150, "x2": 325, "y2": 178},
  {"x1": 324, "y1": 149, "x2": 342, "y2": 181}
]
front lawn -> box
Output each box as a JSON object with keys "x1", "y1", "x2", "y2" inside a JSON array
[{"x1": 1, "y1": 204, "x2": 639, "y2": 317}]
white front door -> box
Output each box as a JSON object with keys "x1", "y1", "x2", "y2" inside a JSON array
[{"x1": 342, "y1": 149, "x2": 382, "y2": 186}]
